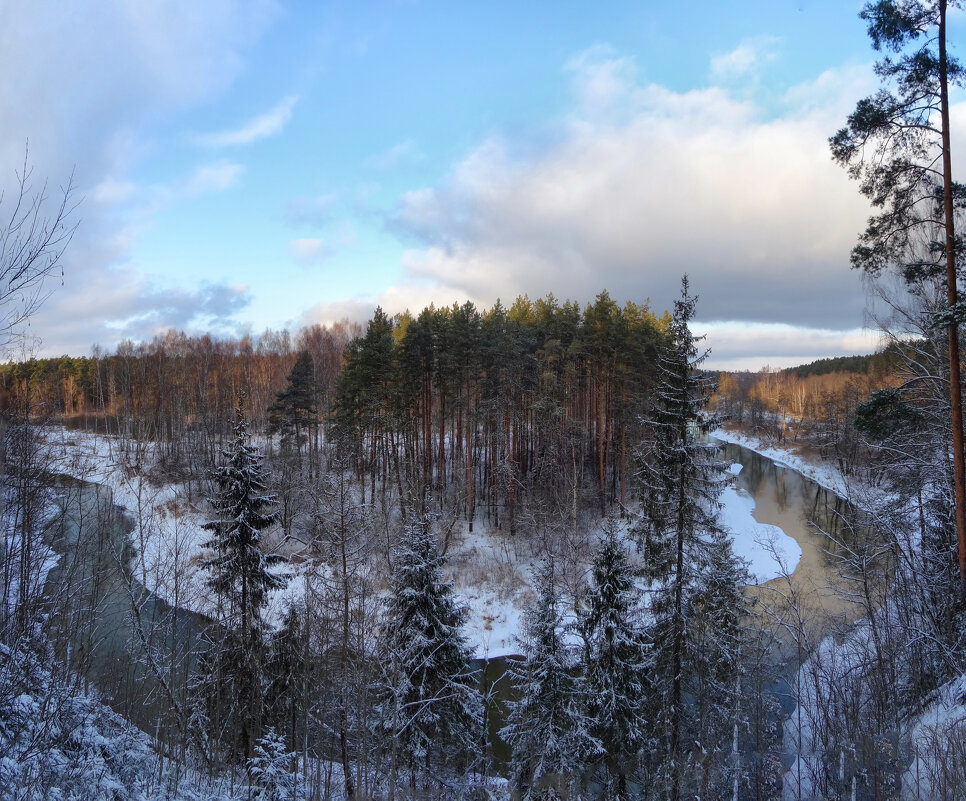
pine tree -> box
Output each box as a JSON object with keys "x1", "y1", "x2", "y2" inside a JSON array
[
  {"x1": 501, "y1": 556, "x2": 600, "y2": 800},
  {"x1": 268, "y1": 350, "x2": 319, "y2": 459},
  {"x1": 581, "y1": 518, "x2": 649, "y2": 800},
  {"x1": 374, "y1": 516, "x2": 481, "y2": 797},
  {"x1": 636, "y1": 276, "x2": 748, "y2": 801},
  {"x1": 201, "y1": 408, "x2": 287, "y2": 761},
  {"x1": 831, "y1": 0, "x2": 966, "y2": 604}
]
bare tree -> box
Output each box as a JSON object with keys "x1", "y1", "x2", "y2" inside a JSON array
[{"x1": 0, "y1": 149, "x2": 78, "y2": 352}]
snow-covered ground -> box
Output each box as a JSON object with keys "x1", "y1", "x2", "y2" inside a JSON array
[
  {"x1": 719, "y1": 482, "x2": 801, "y2": 584},
  {"x1": 40, "y1": 424, "x2": 848, "y2": 659},
  {"x1": 40, "y1": 428, "x2": 219, "y2": 618},
  {"x1": 40, "y1": 424, "x2": 965, "y2": 797},
  {"x1": 713, "y1": 427, "x2": 966, "y2": 799},
  {"x1": 902, "y1": 673, "x2": 966, "y2": 799}
]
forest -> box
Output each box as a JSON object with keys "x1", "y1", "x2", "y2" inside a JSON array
[
  {"x1": 3, "y1": 1, "x2": 966, "y2": 799},
  {"x1": 0, "y1": 270, "x2": 963, "y2": 800}
]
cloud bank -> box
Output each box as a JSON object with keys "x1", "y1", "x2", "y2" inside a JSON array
[{"x1": 390, "y1": 48, "x2": 877, "y2": 338}]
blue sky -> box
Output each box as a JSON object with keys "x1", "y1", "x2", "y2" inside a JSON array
[{"x1": 2, "y1": 0, "x2": 963, "y2": 368}]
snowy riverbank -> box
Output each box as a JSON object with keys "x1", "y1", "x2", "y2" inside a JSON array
[
  {"x1": 41, "y1": 425, "x2": 846, "y2": 659},
  {"x1": 712, "y1": 426, "x2": 852, "y2": 498}
]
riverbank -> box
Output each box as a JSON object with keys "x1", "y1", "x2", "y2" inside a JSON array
[
  {"x1": 712, "y1": 426, "x2": 853, "y2": 500},
  {"x1": 718, "y1": 427, "x2": 966, "y2": 798},
  {"x1": 40, "y1": 425, "x2": 836, "y2": 660}
]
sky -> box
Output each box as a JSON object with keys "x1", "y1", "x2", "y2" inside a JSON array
[{"x1": 1, "y1": 0, "x2": 963, "y2": 370}]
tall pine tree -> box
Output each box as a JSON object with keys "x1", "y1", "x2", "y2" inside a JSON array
[
  {"x1": 831, "y1": 0, "x2": 966, "y2": 603},
  {"x1": 637, "y1": 276, "x2": 748, "y2": 801}
]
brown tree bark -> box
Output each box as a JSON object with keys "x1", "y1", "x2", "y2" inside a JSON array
[{"x1": 938, "y1": 0, "x2": 966, "y2": 605}]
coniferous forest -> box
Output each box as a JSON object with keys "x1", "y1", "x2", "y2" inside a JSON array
[
  {"x1": 2, "y1": 274, "x2": 965, "y2": 800},
  {"x1": 2, "y1": 2, "x2": 966, "y2": 800}
]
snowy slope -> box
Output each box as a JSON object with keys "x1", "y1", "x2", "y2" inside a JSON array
[{"x1": 44, "y1": 425, "x2": 827, "y2": 659}]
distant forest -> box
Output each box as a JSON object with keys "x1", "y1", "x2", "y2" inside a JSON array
[
  {"x1": 1, "y1": 292, "x2": 669, "y2": 519},
  {"x1": 1, "y1": 296, "x2": 901, "y2": 499},
  {"x1": 784, "y1": 349, "x2": 899, "y2": 379}
]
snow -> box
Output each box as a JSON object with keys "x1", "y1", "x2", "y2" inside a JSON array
[
  {"x1": 901, "y1": 673, "x2": 966, "y2": 798},
  {"x1": 42, "y1": 425, "x2": 825, "y2": 659},
  {"x1": 718, "y1": 483, "x2": 801, "y2": 584},
  {"x1": 40, "y1": 429, "x2": 222, "y2": 619},
  {"x1": 0, "y1": 484, "x2": 61, "y2": 612},
  {"x1": 444, "y1": 523, "x2": 537, "y2": 659},
  {"x1": 463, "y1": 587, "x2": 528, "y2": 660},
  {"x1": 712, "y1": 426, "x2": 851, "y2": 499}
]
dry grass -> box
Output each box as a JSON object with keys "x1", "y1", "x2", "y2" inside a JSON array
[{"x1": 445, "y1": 528, "x2": 530, "y2": 598}]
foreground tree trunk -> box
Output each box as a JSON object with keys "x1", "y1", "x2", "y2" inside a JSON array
[
  {"x1": 831, "y1": 0, "x2": 966, "y2": 604},
  {"x1": 937, "y1": 1, "x2": 966, "y2": 605}
]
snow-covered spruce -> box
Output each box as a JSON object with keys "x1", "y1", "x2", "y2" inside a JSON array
[
  {"x1": 636, "y1": 277, "x2": 750, "y2": 800},
  {"x1": 0, "y1": 639, "x2": 154, "y2": 800},
  {"x1": 501, "y1": 554, "x2": 600, "y2": 800},
  {"x1": 198, "y1": 409, "x2": 288, "y2": 764},
  {"x1": 581, "y1": 519, "x2": 649, "y2": 800},
  {"x1": 372, "y1": 515, "x2": 483, "y2": 794}
]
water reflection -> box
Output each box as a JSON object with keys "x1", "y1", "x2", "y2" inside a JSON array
[{"x1": 717, "y1": 440, "x2": 880, "y2": 635}]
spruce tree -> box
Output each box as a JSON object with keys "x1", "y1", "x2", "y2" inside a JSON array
[
  {"x1": 248, "y1": 727, "x2": 299, "y2": 801},
  {"x1": 201, "y1": 408, "x2": 287, "y2": 761},
  {"x1": 268, "y1": 350, "x2": 319, "y2": 458},
  {"x1": 502, "y1": 556, "x2": 600, "y2": 800},
  {"x1": 581, "y1": 519, "x2": 649, "y2": 800},
  {"x1": 374, "y1": 516, "x2": 481, "y2": 797},
  {"x1": 637, "y1": 276, "x2": 748, "y2": 801}
]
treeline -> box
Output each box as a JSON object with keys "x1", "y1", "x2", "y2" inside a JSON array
[
  {"x1": 0, "y1": 323, "x2": 358, "y2": 472},
  {"x1": 713, "y1": 353, "x2": 900, "y2": 471},
  {"x1": 1, "y1": 291, "x2": 668, "y2": 526},
  {"x1": 333, "y1": 292, "x2": 668, "y2": 528},
  {"x1": 784, "y1": 349, "x2": 898, "y2": 379}
]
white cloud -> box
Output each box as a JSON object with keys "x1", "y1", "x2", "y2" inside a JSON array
[
  {"x1": 298, "y1": 280, "x2": 478, "y2": 331},
  {"x1": 391, "y1": 50, "x2": 879, "y2": 332},
  {"x1": 184, "y1": 161, "x2": 244, "y2": 194},
  {"x1": 783, "y1": 63, "x2": 876, "y2": 115},
  {"x1": 195, "y1": 94, "x2": 299, "y2": 147},
  {"x1": 710, "y1": 36, "x2": 781, "y2": 81},
  {"x1": 701, "y1": 321, "x2": 882, "y2": 371},
  {"x1": 289, "y1": 238, "x2": 330, "y2": 263},
  {"x1": 0, "y1": 0, "x2": 273, "y2": 355},
  {"x1": 90, "y1": 177, "x2": 138, "y2": 206},
  {"x1": 31, "y1": 264, "x2": 252, "y2": 355},
  {"x1": 0, "y1": 1, "x2": 275, "y2": 186},
  {"x1": 564, "y1": 45, "x2": 639, "y2": 115},
  {"x1": 298, "y1": 298, "x2": 376, "y2": 330}
]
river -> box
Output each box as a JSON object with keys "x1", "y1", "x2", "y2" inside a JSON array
[
  {"x1": 42, "y1": 476, "x2": 207, "y2": 746},
  {"x1": 717, "y1": 439, "x2": 880, "y2": 643},
  {"x1": 41, "y1": 440, "x2": 880, "y2": 783}
]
